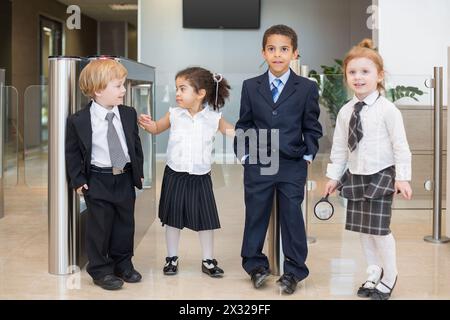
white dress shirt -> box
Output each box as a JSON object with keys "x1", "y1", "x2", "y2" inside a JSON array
[
  {"x1": 166, "y1": 106, "x2": 222, "y2": 175},
  {"x1": 90, "y1": 101, "x2": 130, "y2": 167},
  {"x1": 326, "y1": 90, "x2": 411, "y2": 181}
]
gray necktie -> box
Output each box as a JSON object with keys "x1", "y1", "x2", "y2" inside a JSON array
[{"x1": 105, "y1": 112, "x2": 128, "y2": 170}]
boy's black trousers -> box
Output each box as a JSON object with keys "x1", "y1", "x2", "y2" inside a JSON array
[{"x1": 82, "y1": 167, "x2": 136, "y2": 280}]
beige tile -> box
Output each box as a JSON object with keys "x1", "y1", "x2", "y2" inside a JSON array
[{"x1": 1, "y1": 162, "x2": 450, "y2": 299}]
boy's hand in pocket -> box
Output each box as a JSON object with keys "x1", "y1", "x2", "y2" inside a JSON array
[{"x1": 76, "y1": 184, "x2": 88, "y2": 196}]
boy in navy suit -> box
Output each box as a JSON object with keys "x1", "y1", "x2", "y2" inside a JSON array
[
  {"x1": 65, "y1": 59, "x2": 144, "y2": 290},
  {"x1": 234, "y1": 25, "x2": 322, "y2": 294}
]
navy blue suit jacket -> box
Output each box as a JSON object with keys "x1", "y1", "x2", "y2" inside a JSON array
[{"x1": 234, "y1": 69, "x2": 322, "y2": 162}]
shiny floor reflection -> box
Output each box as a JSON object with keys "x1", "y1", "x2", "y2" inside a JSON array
[{"x1": 0, "y1": 162, "x2": 449, "y2": 299}]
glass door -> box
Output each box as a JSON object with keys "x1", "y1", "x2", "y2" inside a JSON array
[{"x1": 39, "y1": 16, "x2": 63, "y2": 145}]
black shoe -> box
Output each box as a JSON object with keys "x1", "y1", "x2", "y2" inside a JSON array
[
  {"x1": 357, "y1": 285, "x2": 375, "y2": 298},
  {"x1": 163, "y1": 256, "x2": 179, "y2": 275},
  {"x1": 93, "y1": 274, "x2": 124, "y2": 290},
  {"x1": 202, "y1": 259, "x2": 224, "y2": 278},
  {"x1": 276, "y1": 273, "x2": 299, "y2": 295},
  {"x1": 370, "y1": 276, "x2": 397, "y2": 300},
  {"x1": 357, "y1": 268, "x2": 384, "y2": 298},
  {"x1": 250, "y1": 266, "x2": 270, "y2": 289},
  {"x1": 115, "y1": 268, "x2": 142, "y2": 283}
]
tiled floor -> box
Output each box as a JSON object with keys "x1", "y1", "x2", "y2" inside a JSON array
[{"x1": 0, "y1": 161, "x2": 450, "y2": 300}]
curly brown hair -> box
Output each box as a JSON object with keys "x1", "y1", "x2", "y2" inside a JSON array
[{"x1": 175, "y1": 67, "x2": 230, "y2": 110}]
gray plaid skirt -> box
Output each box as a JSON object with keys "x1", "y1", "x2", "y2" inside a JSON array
[{"x1": 337, "y1": 166, "x2": 396, "y2": 235}]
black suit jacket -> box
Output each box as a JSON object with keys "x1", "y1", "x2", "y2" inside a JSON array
[
  {"x1": 234, "y1": 69, "x2": 323, "y2": 161},
  {"x1": 65, "y1": 101, "x2": 144, "y2": 190}
]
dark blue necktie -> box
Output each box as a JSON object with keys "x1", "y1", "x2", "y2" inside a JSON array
[{"x1": 271, "y1": 78, "x2": 282, "y2": 102}]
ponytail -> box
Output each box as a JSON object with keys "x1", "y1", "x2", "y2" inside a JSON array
[{"x1": 175, "y1": 67, "x2": 231, "y2": 110}]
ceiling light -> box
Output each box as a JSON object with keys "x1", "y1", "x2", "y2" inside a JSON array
[{"x1": 109, "y1": 4, "x2": 138, "y2": 11}]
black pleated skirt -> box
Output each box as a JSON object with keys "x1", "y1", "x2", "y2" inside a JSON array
[{"x1": 158, "y1": 165, "x2": 221, "y2": 231}]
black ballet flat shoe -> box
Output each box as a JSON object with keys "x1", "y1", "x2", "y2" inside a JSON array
[
  {"x1": 163, "y1": 256, "x2": 179, "y2": 275},
  {"x1": 202, "y1": 259, "x2": 224, "y2": 278},
  {"x1": 370, "y1": 276, "x2": 397, "y2": 300},
  {"x1": 357, "y1": 268, "x2": 384, "y2": 298}
]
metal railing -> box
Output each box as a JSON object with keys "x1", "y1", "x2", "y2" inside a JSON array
[{"x1": 424, "y1": 66, "x2": 450, "y2": 244}]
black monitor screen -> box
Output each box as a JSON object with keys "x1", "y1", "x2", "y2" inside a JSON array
[{"x1": 183, "y1": 0, "x2": 261, "y2": 29}]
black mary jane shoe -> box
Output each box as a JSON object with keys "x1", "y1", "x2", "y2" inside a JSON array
[
  {"x1": 163, "y1": 256, "x2": 179, "y2": 275},
  {"x1": 202, "y1": 259, "x2": 224, "y2": 278},
  {"x1": 357, "y1": 281, "x2": 376, "y2": 298},
  {"x1": 357, "y1": 268, "x2": 384, "y2": 298},
  {"x1": 370, "y1": 276, "x2": 397, "y2": 300}
]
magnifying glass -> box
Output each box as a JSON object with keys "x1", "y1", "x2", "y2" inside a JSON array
[{"x1": 314, "y1": 194, "x2": 334, "y2": 221}]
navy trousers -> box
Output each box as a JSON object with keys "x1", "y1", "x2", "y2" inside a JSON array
[{"x1": 241, "y1": 158, "x2": 309, "y2": 281}]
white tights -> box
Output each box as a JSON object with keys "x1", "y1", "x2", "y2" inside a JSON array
[
  {"x1": 165, "y1": 226, "x2": 214, "y2": 260},
  {"x1": 360, "y1": 233, "x2": 398, "y2": 292}
]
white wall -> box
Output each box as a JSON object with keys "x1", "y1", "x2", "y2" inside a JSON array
[
  {"x1": 377, "y1": 0, "x2": 450, "y2": 105},
  {"x1": 377, "y1": 0, "x2": 450, "y2": 236},
  {"x1": 139, "y1": 0, "x2": 371, "y2": 155}
]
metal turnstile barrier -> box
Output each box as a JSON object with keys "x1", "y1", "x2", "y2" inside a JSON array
[
  {"x1": 0, "y1": 69, "x2": 4, "y2": 219},
  {"x1": 268, "y1": 184, "x2": 315, "y2": 276},
  {"x1": 268, "y1": 192, "x2": 282, "y2": 275}
]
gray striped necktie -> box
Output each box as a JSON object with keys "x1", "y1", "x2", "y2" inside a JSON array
[
  {"x1": 105, "y1": 112, "x2": 128, "y2": 170},
  {"x1": 348, "y1": 101, "x2": 365, "y2": 152}
]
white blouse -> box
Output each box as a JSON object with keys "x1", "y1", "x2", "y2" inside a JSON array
[
  {"x1": 326, "y1": 90, "x2": 412, "y2": 181},
  {"x1": 166, "y1": 106, "x2": 222, "y2": 175}
]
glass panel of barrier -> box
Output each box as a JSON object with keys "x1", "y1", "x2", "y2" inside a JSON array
[
  {"x1": 384, "y1": 74, "x2": 436, "y2": 209},
  {"x1": 24, "y1": 85, "x2": 48, "y2": 188},
  {"x1": 2, "y1": 86, "x2": 19, "y2": 187},
  {"x1": 307, "y1": 74, "x2": 434, "y2": 229},
  {"x1": 132, "y1": 83, "x2": 153, "y2": 188},
  {"x1": 307, "y1": 74, "x2": 350, "y2": 226}
]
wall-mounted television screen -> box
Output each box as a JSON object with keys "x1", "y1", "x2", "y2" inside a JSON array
[{"x1": 183, "y1": 0, "x2": 261, "y2": 29}]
